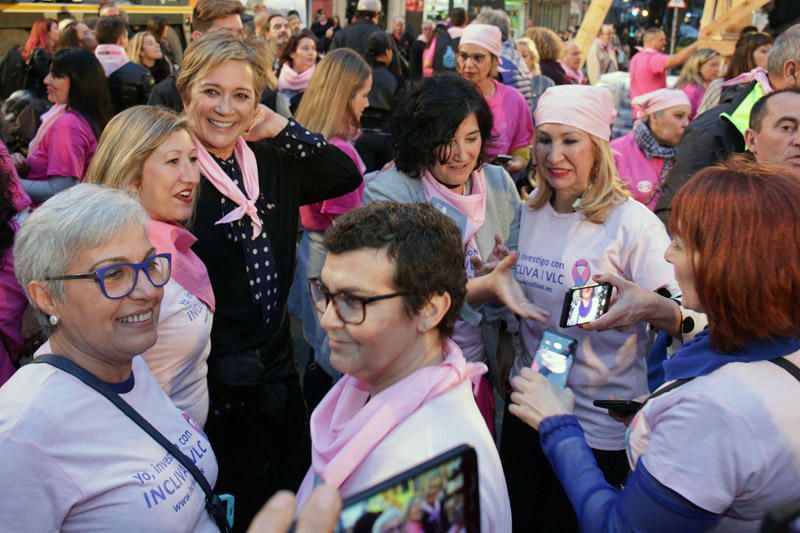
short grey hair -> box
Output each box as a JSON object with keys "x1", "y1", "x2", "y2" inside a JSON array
[
  {"x1": 476, "y1": 7, "x2": 510, "y2": 42},
  {"x1": 14, "y1": 184, "x2": 149, "y2": 327},
  {"x1": 767, "y1": 23, "x2": 800, "y2": 77}
]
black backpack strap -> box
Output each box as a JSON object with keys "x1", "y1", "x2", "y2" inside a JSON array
[
  {"x1": 770, "y1": 357, "x2": 800, "y2": 382},
  {"x1": 34, "y1": 355, "x2": 232, "y2": 532}
]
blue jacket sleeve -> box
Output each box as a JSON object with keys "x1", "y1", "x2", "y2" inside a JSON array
[{"x1": 538, "y1": 415, "x2": 722, "y2": 533}]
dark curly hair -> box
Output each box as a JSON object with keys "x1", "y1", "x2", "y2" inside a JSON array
[
  {"x1": 324, "y1": 202, "x2": 467, "y2": 337},
  {"x1": 391, "y1": 73, "x2": 493, "y2": 178}
]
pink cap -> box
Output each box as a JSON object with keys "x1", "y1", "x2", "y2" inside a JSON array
[
  {"x1": 632, "y1": 88, "x2": 691, "y2": 119},
  {"x1": 534, "y1": 85, "x2": 616, "y2": 141},
  {"x1": 459, "y1": 23, "x2": 502, "y2": 58}
]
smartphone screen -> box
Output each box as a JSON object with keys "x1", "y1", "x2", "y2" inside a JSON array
[
  {"x1": 560, "y1": 283, "x2": 612, "y2": 328},
  {"x1": 337, "y1": 445, "x2": 479, "y2": 533},
  {"x1": 532, "y1": 329, "x2": 577, "y2": 389}
]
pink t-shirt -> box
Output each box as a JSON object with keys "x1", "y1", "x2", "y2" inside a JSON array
[
  {"x1": 299, "y1": 137, "x2": 365, "y2": 232},
  {"x1": 629, "y1": 49, "x2": 669, "y2": 102},
  {"x1": 680, "y1": 83, "x2": 704, "y2": 119},
  {"x1": 627, "y1": 353, "x2": 800, "y2": 530},
  {"x1": 25, "y1": 111, "x2": 97, "y2": 182},
  {"x1": 611, "y1": 132, "x2": 665, "y2": 210},
  {"x1": 485, "y1": 80, "x2": 534, "y2": 158},
  {"x1": 512, "y1": 199, "x2": 674, "y2": 450}
]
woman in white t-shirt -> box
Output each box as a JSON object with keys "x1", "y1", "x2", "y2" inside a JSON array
[
  {"x1": 85, "y1": 106, "x2": 214, "y2": 426},
  {"x1": 1, "y1": 185, "x2": 218, "y2": 531},
  {"x1": 499, "y1": 84, "x2": 677, "y2": 531},
  {"x1": 508, "y1": 157, "x2": 800, "y2": 532}
]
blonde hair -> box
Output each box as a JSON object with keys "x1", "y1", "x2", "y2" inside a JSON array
[
  {"x1": 526, "y1": 27, "x2": 563, "y2": 63},
  {"x1": 294, "y1": 48, "x2": 371, "y2": 140},
  {"x1": 676, "y1": 48, "x2": 720, "y2": 88},
  {"x1": 528, "y1": 135, "x2": 629, "y2": 223},
  {"x1": 127, "y1": 31, "x2": 152, "y2": 66},
  {"x1": 515, "y1": 37, "x2": 541, "y2": 75},
  {"x1": 177, "y1": 30, "x2": 274, "y2": 105},
  {"x1": 85, "y1": 105, "x2": 191, "y2": 191}
]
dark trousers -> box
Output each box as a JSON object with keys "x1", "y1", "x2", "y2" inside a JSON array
[
  {"x1": 500, "y1": 405, "x2": 629, "y2": 533},
  {"x1": 205, "y1": 354, "x2": 311, "y2": 531}
]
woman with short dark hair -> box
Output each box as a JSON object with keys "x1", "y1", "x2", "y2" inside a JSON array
[
  {"x1": 509, "y1": 156, "x2": 800, "y2": 532},
  {"x1": 295, "y1": 201, "x2": 512, "y2": 532},
  {"x1": 15, "y1": 47, "x2": 112, "y2": 205}
]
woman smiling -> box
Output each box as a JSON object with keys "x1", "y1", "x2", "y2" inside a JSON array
[
  {"x1": 85, "y1": 106, "x2": 213, "y2": 427},
  {"x1": 176, "y1": 30, "x2": 361, "y2": 527}
]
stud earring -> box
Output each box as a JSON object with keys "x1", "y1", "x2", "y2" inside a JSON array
[{"x1": 49, "y1": 315, "x2": 59, "y2": 327}]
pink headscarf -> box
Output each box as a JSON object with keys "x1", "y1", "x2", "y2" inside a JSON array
[
  {"x1": 534, "y1": 85, "x2": 616, "y2": 141},
  {"x1": 459, "y1": 23, "x2": 502, "y2": 58},
  {"x1": 632, "y1": 88, "x2": 691, "y2": 119}
]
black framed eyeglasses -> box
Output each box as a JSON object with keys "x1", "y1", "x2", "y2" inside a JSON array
[
  {"x1": 45, "y1": 253, "x2": 172, "y2": 300},
  {"x1": 457, "y1": 52, "x2": 488, "y2": 65},
  {"x1": 307, "y1": 277, "x2": 412, "y2": 325}
]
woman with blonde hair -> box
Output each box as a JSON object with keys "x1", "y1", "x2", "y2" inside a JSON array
[
  {"x1": 527, "y1": 26, "x2": 569, "y2": 85},
  {"x1": 84, "y1": 105, "x2": 213, "y2": 426},
  {"x1": 175, "y1": 29, "x2": 361, "y2": 526},
  {"x1": 128, "y1": 31, "x2": 171, "y2": 83},
  {"x1": 486, "y1": 84, "x2": 677, "y2": 530},
  {"x1": 675, "y1": 48, "x2": 722, "y2": 119},
  {"x1": 289, "y1": 48, "x2": 372, "y2": 406},
  {"x1": 516, "y1": 36, "x2": 555, "y2": 111}
]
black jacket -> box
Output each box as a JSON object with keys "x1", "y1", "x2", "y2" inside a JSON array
[
  {"x1": 653, "y1": 81, "x2": 756, "y2": 226},
  {"x1": 330, "y1": 19, "x2": 380, "y2": 57},
  {"x1": 409, "y1": 32, "x2": 456, "y2": 81},
  {"x1": 108, "y1": 62, "x2": 154, "y2": 114},
  {"x1": 361, "y1": 63, "x2": 403, "y2": 131},
  {"x1": 147, "y1": 74, "x2": 182, "y2": 112}
]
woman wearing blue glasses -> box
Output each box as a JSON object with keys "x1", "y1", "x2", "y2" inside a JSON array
[
  {"x1": 85, "y1": 105, "x2": 214, "y2": 428},
  {"x1": 1, "y1": 184, "x2": 220, "y2": 531}
]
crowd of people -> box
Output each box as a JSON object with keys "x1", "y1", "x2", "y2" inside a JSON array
[{"x1": 0, "y1": 1, "x2": 799, "y2": 532}]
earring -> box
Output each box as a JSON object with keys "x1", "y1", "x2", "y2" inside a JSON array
[
  {"x1": 591, "y1": 165, "x2": 600, "y2": 181},
  {"x1": 417, "y1": 322, "x2": 428, "y2": 333},
  {"x1": 49, "y1": 315, "x2": 59, "y2": 327}
]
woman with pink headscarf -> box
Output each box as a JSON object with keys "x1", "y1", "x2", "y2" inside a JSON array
[
  {"x1": 611, "y1": 89, "x2": 691, "y2": 210},
  {"x1": 486, "y1": 84, "x2": 676, "y2": 531},
  {"x1": 457, "y1": 23, "x2": 533, "y2": 177}
]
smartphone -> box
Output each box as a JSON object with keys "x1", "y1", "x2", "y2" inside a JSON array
[
  {"x1": 336, "y1": 445, "x2": 480, "y2": 533},
  {"x1": 593, "y1": 399, "x2": 644, "y2": 415},
  {"x1": 532, "y1": 329, "x2": 577, "y2": 389},
  {"x1": 560, "y1": 282, "x2": 612, "y2": 328},
  {"x1": 492, "y1": 154, "x2": 513, "y2": 165}
]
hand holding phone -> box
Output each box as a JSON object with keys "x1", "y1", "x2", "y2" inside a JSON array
[
  {"x1": 560, "y1": 283, "x2": 612, "y2": 328},
  {"x1": 532, "y1": 329, "x2": 577, "y2": 389}
]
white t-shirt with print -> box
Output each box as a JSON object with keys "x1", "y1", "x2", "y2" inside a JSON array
[
  {"x1": 626, "y1": 352, "x2": 800, "y2": 532},
  {"x1": 0, "y1": 356, "x2": 219, "y2": 532},
  {"x1": 512, "y1": 199, "x2": 674, "y2": 449}
]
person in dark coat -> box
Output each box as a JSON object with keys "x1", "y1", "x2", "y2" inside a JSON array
[
  {"x1": 329, "y1": 0, "x2": 381, "y2": 58},
  {"x1": 94, "y1": 16, "x2": 154, "y2": 114}
]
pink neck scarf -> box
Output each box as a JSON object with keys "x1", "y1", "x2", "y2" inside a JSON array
[
  {"x1": 95, "y1": 44, "x2": 129, "y2": 76},
  {"x1": 421, "y1": 167, "x2": 487, "y2": 248},
  {"x1": 28, "y1": 103, "x2": 66, "y2": 154},
  {"x1": 310, "y1": 339, "x2": 487, "y2": 488},
  {"x1": 195, "y1": 137, "x2": 263, "y2": 240},
  {"x1": 722, "y1": 66, "x2": 773, "y2": 95},
  {"x1": 278, "y1": 63, "x2": 315, "y2": 92},
  {"x1": 147, "y1": 219, "x2": 216, "y2": 311},
  {"x1": 560, "y1": 61, "x2": 585, "y2": 84}
]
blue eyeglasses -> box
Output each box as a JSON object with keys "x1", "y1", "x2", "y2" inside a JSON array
[{"x1": 45, "y1": 253, "x2": 172, "y2": 300}]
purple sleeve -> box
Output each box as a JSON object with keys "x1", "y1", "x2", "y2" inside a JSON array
[
  {"x1": 44, "y1": 114, "x2": 97, "y2": 180},
  {"x1": 0, "y1": 141, "x2": 30, "y2": 212}
]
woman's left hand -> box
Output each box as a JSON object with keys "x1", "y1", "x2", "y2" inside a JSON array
[
  {"x1": 245, "y1": 104, "x2": 290, "y2": 142},
  {"x1": 470, "y1": 233, "x2": 509, "y2": 277},
  {"x1": 488, "y1": 252, "x2": 549, "y2": 322},
  {"x1": 509, "y1": 367, "x2": 575, "y2": 430}
]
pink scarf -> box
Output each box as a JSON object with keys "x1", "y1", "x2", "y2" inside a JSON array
[
  {"x1": 722, "y1": 66, "x2": 773, "y2": 94},
  {"x1": 310, "y1": 339, "x2": 486, "y2": 488},
  {"x1": 28, "y1": 103, "x2": 66, "y2": 155},
  {"x1": 95, "y1": 44, "x2": 129, "y2": 76},
  {"x1": 147, "y1": 219, "x2": 216, "y2": 311},
  {"x1": 195, "y1": 136, "x2": 263, "y2": 239},
  {"x1": 421, "y1": 167, "x2": 486, "y2": 252},
  {"x1": 560, "y1": 61, "x2": 586, "y2": 84},
  {"x1": 278, "y1": 63, "x2": 315, "y2": 92}
]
